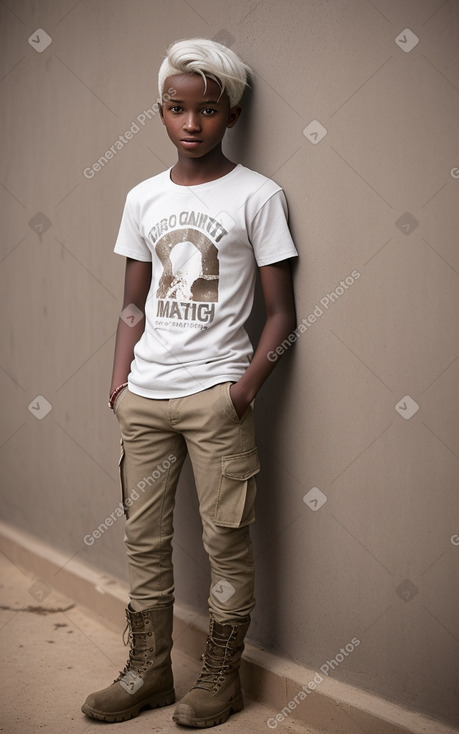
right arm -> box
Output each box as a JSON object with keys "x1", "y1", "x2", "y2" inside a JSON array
[{"x1": 109, "y1": 257, "x2": 152, "y2": 397}]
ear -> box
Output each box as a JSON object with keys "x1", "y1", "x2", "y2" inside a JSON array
[
  {"x1": 226, "y1": 105, "x2": 242, "y2": 129},
  {"x1": 159, "y1": 104, "x2": 166, "y2": 125}
]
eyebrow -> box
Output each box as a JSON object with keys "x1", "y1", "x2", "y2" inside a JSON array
[{"x1": 167, "y1": 98, "x2": 221, "y2": 105}]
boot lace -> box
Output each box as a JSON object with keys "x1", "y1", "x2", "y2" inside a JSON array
[
  {"x1": 194, "y1": 626, "x2": 237, "y2": 693},
  {"x1": 115, "y1": 618, "x2": 154, "y2": 681}
]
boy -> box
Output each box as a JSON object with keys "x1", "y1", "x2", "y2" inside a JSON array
[{"x1": 82, "y1": 38, "x2": 297, "y2": 728}]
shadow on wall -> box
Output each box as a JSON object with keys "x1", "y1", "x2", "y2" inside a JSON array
[
  {"x1": 252, "y1": 259, "x2": 301, "y2": 651},
  {"x1": 238, "y1": 76, "x2": 302, "y2": 654},
  {"x1": 223, "y1": 84, "x2": 256, "y2": 167}
]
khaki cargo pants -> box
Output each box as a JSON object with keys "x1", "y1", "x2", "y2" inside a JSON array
[{"x1": 113, "y1": 382, "x2": 259, "y2": 623}]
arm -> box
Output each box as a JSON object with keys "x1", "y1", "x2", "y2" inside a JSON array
[
  {"x1": 230, "y1": 258, "x2": 296, "y2": 418},
  {"x1": 110, "y1": 257, "x2": 152, "y2": 396}
]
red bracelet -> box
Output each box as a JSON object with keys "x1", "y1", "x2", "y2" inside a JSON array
[{"x1": 109, "y1": 382, "x2": 128, "y2": 410}]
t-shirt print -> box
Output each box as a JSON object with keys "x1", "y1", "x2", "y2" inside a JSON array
[
  {"x1": 153, "y1": 223, "x2": 221, "y2": 330},
  {"x1": 149, "y1": 212, "x2": 227, "y2": 330}
]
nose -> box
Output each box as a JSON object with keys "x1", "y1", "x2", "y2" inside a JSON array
[{"x1": 183, "y1": 112, "x2": 201, "y2": 132}]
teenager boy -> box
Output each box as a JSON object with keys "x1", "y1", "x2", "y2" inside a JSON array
[{"x1": 82, "y1": 38, "x2": 298, "y2": 728}]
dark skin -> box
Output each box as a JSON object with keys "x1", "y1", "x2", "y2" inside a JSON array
[{"x1": 110, "y1": 73, "x2": 296, "y2": 417}]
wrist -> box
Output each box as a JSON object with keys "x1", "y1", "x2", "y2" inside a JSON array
[
  {"x1": 230, "y1": 380, "x2": 256, "y2": 414},
  {"x1": 231, "y1": 378, "x2": 256, "y2": 406},
  {"x1": 109, "y1": 382, "x2": 128, "y2": 410}
]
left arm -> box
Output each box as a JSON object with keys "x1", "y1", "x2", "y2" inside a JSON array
[{"x1": 230, "y1": 259, "x2": 296, "y2": 418}]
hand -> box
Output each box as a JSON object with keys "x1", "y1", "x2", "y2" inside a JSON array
[{"x1": 229, "y1": 382, "x2": 252, "y2": 419}]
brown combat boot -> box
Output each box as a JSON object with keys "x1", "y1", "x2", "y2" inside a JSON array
[
  {"x1": 173, "y1": 614, "x2": 250, "y2": 728},
  {"x1": 81, "y1": 602, "x2": 175, "y2": 722}
]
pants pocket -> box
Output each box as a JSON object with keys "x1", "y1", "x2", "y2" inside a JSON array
[
  {"x1": 214, "y1": 446, "x2": 260, "y2": 528},
  {"x1": 223, "y1": 382, "x2": 251, "y2": 422},
  {"x1": 113, "y1": 385, "x2": 129, "y2": 417}
]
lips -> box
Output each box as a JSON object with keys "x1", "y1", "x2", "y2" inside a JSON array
[{"x1": 180, "y1": 139, "x2": 203, "y2": 150}]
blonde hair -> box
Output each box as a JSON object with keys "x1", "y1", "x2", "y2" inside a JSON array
[{"x1": 158, "y1": 38, "x2": 252, "y2": 108}]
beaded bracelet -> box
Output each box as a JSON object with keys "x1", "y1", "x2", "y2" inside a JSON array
[{"x1": 108, "y1": 382, "x2": 128, "y2": 410}]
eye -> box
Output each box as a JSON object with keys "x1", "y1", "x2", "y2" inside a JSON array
[
  {"x1": 201, "y1": 108, "x2": 217, "y2": 116},
  {"x1": 168, "y1": 106, "x2": 182, "y2": 113}
]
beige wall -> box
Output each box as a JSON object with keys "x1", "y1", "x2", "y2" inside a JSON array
[{"x1": 1, "y1": 0, "x2": 459, "y2": 727}]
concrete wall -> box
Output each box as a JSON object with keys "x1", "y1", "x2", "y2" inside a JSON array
[{"x1": 1, "y1": 0, "x2": 458, "y2": 727}]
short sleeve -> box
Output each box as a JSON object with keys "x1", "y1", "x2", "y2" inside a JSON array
[
  {"x1": 113, "y1": 191, "x2": 152, "y2": 262},
  {"x1": 249, "y1": 190, "x2": 298, "y2": 267}
]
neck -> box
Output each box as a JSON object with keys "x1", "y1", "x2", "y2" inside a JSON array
[{"x1": 171, "y1": 148, "x2": 236, "y2": 186}]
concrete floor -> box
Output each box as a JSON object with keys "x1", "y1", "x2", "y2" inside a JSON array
[{"x1": 0, "y1": 553, "x2": 315, "y2": 734}]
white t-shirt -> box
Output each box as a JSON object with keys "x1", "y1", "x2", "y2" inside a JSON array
[{"x1": 114, "y1": 164, "x2": 298, "y2": 399}]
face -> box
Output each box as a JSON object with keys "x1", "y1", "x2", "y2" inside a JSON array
[{"x1": 160, "y1": 73, "x2": 241, "y2": 159}]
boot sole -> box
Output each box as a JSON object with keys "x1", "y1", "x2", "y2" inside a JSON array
[
  {"x1": 172, "y1": 695, "x2": 244, "y2": 728},
  {"x1": 81, "y1": 688, "x2": 175, "y2": 722}
]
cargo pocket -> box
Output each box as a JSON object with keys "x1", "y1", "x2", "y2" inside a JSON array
[
  {"x1": 118, "y1": 438, "x2": 129, "y2": 517},
  {"x1": 214, "y1": 447, "x2": 260, "y2": 528}
]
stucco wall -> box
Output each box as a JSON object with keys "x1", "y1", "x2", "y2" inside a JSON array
[{"x1": 1, "y1": 0, "x2": 458, "y2": 727}]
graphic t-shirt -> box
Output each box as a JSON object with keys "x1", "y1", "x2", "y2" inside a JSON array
[{"x1": 114, "y1": 164, "x2": 298, "y2": 399}]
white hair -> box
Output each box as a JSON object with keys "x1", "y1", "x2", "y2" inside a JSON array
[{"x1": 158, "y1": 38, "x2": 252, "y2": 108}]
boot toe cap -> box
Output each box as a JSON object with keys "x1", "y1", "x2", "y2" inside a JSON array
[
  {"x1": 81, "y1": 694, "x2": 97, "y2": 712},
  {"x1": 173, "y1": 703, "x2": 196, "y2": 725}
]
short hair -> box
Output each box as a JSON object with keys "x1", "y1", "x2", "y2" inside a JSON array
[{"x1": 158, "y1": 38, "x2": 252, "y2": 108}]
